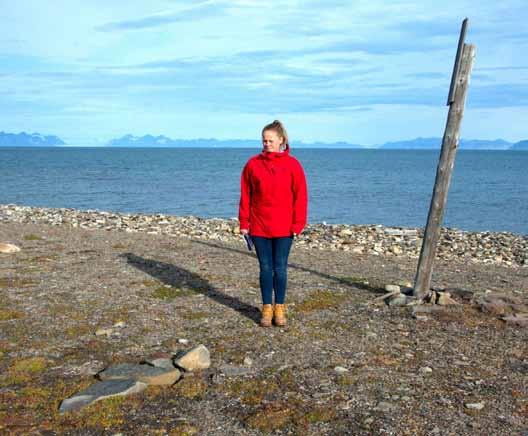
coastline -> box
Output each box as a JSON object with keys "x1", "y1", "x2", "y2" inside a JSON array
[{"x1": 1, "y1": 204, "x2": 526, "y2": 267}]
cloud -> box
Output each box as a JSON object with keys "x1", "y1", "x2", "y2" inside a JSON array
[
  {"x1": 2, "y1": 0, "x2": 528, "y2": 143},
  {"x1": 391, "y1": 19, "x2": 462, "y2": 38},
  {"x1": 410, "y1": 72, "x2": 447, "y2": 79},
  {"x1": 96, "y1": 2, "x2": 226, "y2": 31},
  {"x1": 468, "y1": 84, "x2": 528, "y2": 108},
  {"x1": 475, "y1": 66, "x2": 528, "y2": 72},
  {"x1": 321, "y1": 36, "x2": 452, "y2": 56}
]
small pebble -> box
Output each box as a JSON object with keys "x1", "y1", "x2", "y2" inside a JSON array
[
  {"x1": 95, "y1": 328, "x2": 113, "y2": 337},
  {"x1": 465, "y1": 402, "x2": 485, "y2": 410},
  {"x1": 178, "y1": 338, "x2": 189, "y2": 345}
]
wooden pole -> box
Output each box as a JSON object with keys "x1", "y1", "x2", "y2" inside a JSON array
[{"x1": 414, "y1": 38, "x2": 476, "y2": 299}]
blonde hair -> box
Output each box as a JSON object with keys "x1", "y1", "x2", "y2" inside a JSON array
[{"x1": 262, "y1": 120, "x2": 289, "y2": 151}]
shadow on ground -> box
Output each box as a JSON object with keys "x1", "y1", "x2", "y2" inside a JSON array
[
  {"x1": 120, "y1": 252, "x2": 261, "y2": 324},
  {"x1": 192, "y1": 239, "x2": 386, "y2": 295}
]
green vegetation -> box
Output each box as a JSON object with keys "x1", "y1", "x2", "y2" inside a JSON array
[
  {"x1": 173, "y1": 376, "x2": 208, "y2": 400},
  {"x1": 24, "y1": 234, "x2": 42, "y2": 241},
  {"x1": 0, "y1": 277, "x2": 36, "y2": 288},
  {"x1": 0, "y1": 357, "x2": 48, "y2": 386},
  {"x1": 295, "y1": 289, "x2": 346, "y2": 313},
  {"x1": 182, "y1": 311, "x2": 208, "y2": 321},
  {"x1": 0, "y1": 306, "x2": 24, "y2": 321},
  {"x1": 220, "y1": 378, "x2": 279, "y2": 406},
  {"x1": 152, "y1": 286, "x2": 195, "y2": 300}
]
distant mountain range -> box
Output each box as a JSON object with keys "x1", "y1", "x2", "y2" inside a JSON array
[
  {"x1": 380, "y1": 137, "x2": 515, "y2": 150},
  {"x1": 106, "y1": 134, "x2": 365, "y2": 149},
  {"x1": 511, "y1": 140, "x2": 528, "y2": 150},
  {"x1": 1, "y1": 131, "x2": 528, "y2": 150},
  {"x1": 0, "y1": 131, "x2": 65, "y2": 147},
  {"x1": 107, "y1": 134, "x2": 528, "y2": 150}
]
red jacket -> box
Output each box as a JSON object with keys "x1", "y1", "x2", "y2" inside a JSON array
[{"x1": 239, "y1": 146, "x2": 308, "y2": 237}]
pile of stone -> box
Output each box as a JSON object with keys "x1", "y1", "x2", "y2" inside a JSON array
[
  {"x1": 379, "y1": 281, "x2": 528, "y2": 326},
  {"x1": 59, "y1": 344, "x2": 211, "y2": 413},
  {"x1": 1, "y1": 204, "x2": 526, "y2": 267}
]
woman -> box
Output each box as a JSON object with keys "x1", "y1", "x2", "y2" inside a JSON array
[{"x1": 239, "y1": 120, "x2": 308, "y2": 327}]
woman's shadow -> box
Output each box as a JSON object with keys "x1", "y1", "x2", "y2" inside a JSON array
[{"x1": 120, "y1": 252, "x2": 261, "y2": 324}]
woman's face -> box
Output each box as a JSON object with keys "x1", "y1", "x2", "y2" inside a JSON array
[{"x1": 262, "y1": 129, "x2": 283, "y2": 153}]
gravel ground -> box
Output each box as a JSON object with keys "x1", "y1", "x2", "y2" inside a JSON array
[{"x1": 0, "y1": 220, "x2": 527, "y2": 435}]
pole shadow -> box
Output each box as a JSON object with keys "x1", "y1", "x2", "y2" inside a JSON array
[
  {"x1": 120, "y1": 252, "x2": 261, "y2": 324},
  {"x1": 192, "y1": 239, "x2": 385, "y2": 295}
]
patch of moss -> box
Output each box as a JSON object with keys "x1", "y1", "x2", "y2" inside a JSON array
[
  {"x1": 336, "y1": 373, "x2": 359, "y2": 386},
  {"x1": 169, "y1": 423, "x2": 200, "y2": 436},
  {"x1": 221, "y1": 378, "x2": 278, "y2": 406},
  {"x1": 277, "y1": 367, "x2": 297, "y2": 391},
  {"x1": 301, "y1": 405, "x2": 336, "y2": 424},
  {"x1": 78, "y1": 396, "x2": 127, "y2": 429},
  {"x1": 112, "y1": 243, "x2": 128, "y2": 249},
  {"x1": 65, "y1": 323, "x2": 92, "y2": 339},
  {"x1": 246, "y1": 404, "x2": 293, "y2": 432},
  {"x1": 173, "y1": 376, "x2": 207, "y2": 400},
  {"x1": 182, "y1": 311, "x2": 209, "y2": 321},
  {"x1": 12, "y1": 357, "x2": 47, "y2": 374},
  {"x1": 0, "y1": 277, "x2": 37, "y2": 289},
  {"x1": 295, "y1": 290, "x2": 346, "y2": 313},
  {"x1": 24, "y1": 234, "x2": 42, "y2": 241},
  {"x1": 0, "y1": 307, "x2": 24, "y2": 321},
  {"x1": 17, "y1": 387, "x2": 52, "y2": 410},
  {"x1": 152, "y1": 286, "x2": 195, "y2": 300},
  {"x1": 0, "y1": 357, "x2": 48, "y2": 387}
]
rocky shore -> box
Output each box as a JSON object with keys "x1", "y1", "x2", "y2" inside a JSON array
[{"x1": 1, "y1": 204, "x2": 526, "y2": 267}]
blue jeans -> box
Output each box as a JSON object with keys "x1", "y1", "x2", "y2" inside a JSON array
[{"x1": 251, "y1": 236, "x2": 293, "y2": 305}]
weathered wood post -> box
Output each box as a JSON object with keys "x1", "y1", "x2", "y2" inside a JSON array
[{"x1": 414, "y1": 19, "x2": 476, "y2": 299}]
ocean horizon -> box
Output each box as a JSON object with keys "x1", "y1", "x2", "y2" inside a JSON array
[{"x1": 1, "y1": 147, "x2": 527, "y2": 235}]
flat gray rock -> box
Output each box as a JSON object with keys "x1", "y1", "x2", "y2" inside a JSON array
[
  {"x1": 97, "y1": 363, "x2": 181, "y2": 385},
  {"x1": 218, "y1": 363, "x2": 254, "y2": 377},
  {"x1": 146, "y1": 357, "x2": 175, "y2": 370},
  {"x1": 59, "y1": 379, "x2": 147, "y2": 413}
]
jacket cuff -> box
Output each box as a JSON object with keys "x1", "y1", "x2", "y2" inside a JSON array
[{"x1": 291, "y1": 224, "x2": 304, "y2": 234}]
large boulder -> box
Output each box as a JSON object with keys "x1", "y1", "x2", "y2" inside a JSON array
[{"x1": 174, "y1": 345, "x2": 211, "y2": 371}]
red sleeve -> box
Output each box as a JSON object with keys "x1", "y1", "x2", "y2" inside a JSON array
[
  {"x1": 238, "y1": 162, "x2": 251, "y2": 231},
  {"x1": 291, "y1": 160, "x2": 307, "y2": 234}
]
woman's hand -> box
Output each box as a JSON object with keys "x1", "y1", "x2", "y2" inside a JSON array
[{"x1": 241, "y1": 229, "x2": 249, "y2": 235}]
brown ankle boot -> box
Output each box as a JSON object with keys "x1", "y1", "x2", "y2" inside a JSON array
[
  {"x1": 260, "y1": 304, "x2": 273, "y2": 327},
  {"x1": 273, "y1": 304, "x2": 287, "y2": 327}
]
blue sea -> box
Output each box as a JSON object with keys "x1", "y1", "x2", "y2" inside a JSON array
[{"x1": 1, "y1": 147, "x2": 527, "y2": 235}]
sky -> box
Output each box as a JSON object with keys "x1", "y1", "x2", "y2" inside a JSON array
[{"x1": 1, "y1": 0, "x2": 528, "y2": 146}]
